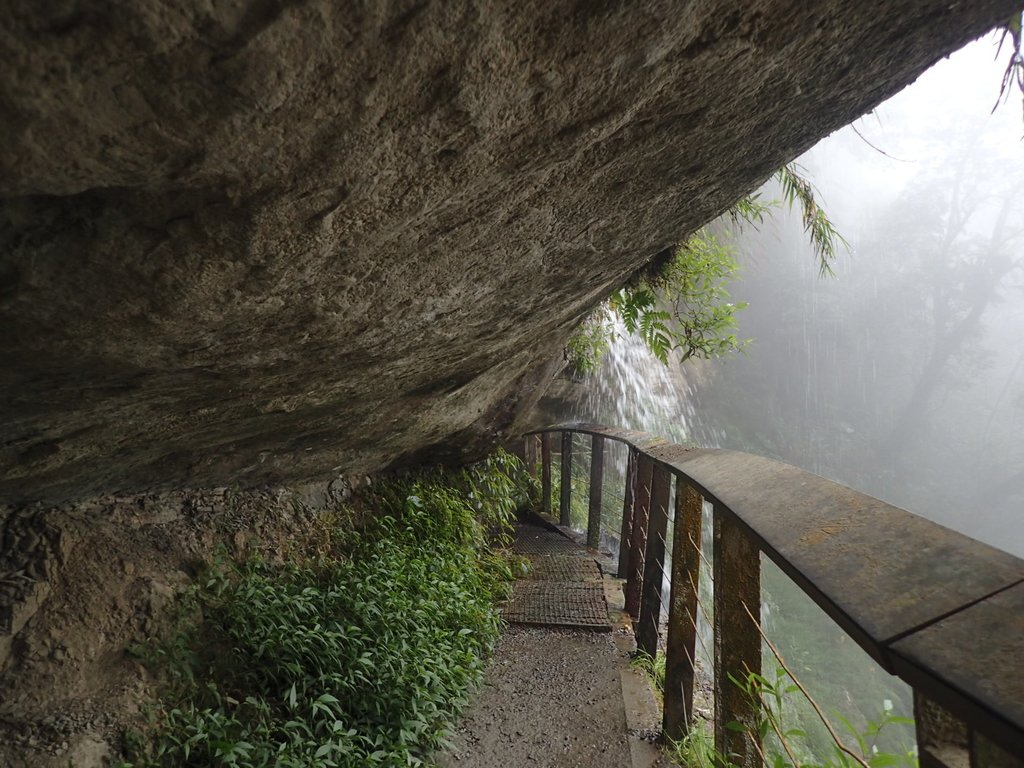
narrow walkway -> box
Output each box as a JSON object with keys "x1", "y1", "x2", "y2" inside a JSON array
[
  {"x1": 438, "y1": 521, "x2": 666, "y2": 768},
  {"x1": 502, "y1": 523, "x2": 610, "y2": 630}
]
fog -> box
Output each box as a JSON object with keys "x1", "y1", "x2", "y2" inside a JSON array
[
  {"x1": 685, "y1": 34, "x2": 1024, "y2": 558},
  {"x1": 550, "y1": 33, "x2": 1024, "y2": 759},
  {"x1": 569, "y1": 32, "x2": 1024, "y2": 558}
]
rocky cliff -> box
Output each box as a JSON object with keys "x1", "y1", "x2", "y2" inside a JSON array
[{"x1": 2, "y1": 0, "x2": 1019, "y2": 503}]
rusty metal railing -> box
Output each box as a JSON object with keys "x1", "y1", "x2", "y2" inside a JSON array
[{"x1": 523, "y1": 424, "x2": 1024, "y2": 768}]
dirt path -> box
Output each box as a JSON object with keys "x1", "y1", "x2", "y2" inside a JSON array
[
  {"x1": 438, "y1": 521, "x2": 665, "y2": 768},
  {"x1": 438, "y1": 626, "x2": 636, "y2": 767}
]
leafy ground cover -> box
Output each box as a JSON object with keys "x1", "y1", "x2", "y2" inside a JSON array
[{"x1": 119, "y1": 451, "x2": 532, "y2": 767}]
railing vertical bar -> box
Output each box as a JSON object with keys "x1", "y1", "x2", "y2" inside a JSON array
[
  {"x1": 625, "y1": 453, "x2": 654, "y2": 619},
  {"x1": 637, "y1": 463, "x2": 671, "y2": 658},
  {"x1": 713, "y1": 504, "x2": 762, "y2": 768},
  {"x1": 971, "y1": 730, "x2": 1024, "y2": 768},
  {"x1": 914, "y1": 691, "x2": 967, "y2": 768},
  {"x1": 540, "y1": 433, "x2": 552, "y2": 518},
  {"x1": 617, "y1": 449, "x2": 638, "y2": 579},
  {"x1": 587, "y1": 434, "x2": 604, "y2": 549},
  {"x1": 559, "y1": 431, "x2": 572, "y2": 527},
  {"x1": 663, "y1": 479, "x2": 704, "y2": 741}
]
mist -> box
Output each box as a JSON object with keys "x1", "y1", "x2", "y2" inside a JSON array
[
  {"x1": 682, "y1": 34, "x2": 1024, "y2": 558},
  {"x1": 528, "y1": 31, "x2": 1024, "y2": 763},
  {"x1": 540, "y1": 35, "x2": 1024, "y2": 759},
  {"x1": 563, "y1": 32, "x2": 1024, "y2": 558}
]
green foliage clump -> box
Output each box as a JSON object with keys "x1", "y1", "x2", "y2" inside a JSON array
[
  {"x1": 993, "y1": 12, "x2": 1024, "y2": 118},
  {"x1": 544, "y1": 439, "x2": 592, "y2": 527},
  {"x1": 629, "y1": 651, "x2": 666, "y2": 694},
  {"x1": 565, "y1": 163, "x2": 847, "y2": 374},
  {"x1": 642, "y1": 229, "x2": 749, "y2": 364},
  {"x1": 630, "y1": 650, "x2": 916, "y2": 767},
  {"x1": 564, "y1": 305, "x2": 615, "y2": 375},
  {"x1": 665, "y1": 722, "x2": 717, "y2": 768},
  {"x1": 122, "y1": 450, "x2": 530, "y2": 768},
  {"x1": 731, "y1": 668, "x2": 917, "y2": 768},
  {"x1": 774, "y1": 164, "x2": 848, "y2": 277},
  {"x1": 565, "y1": 229, "x2": 748, "y2": 372}
]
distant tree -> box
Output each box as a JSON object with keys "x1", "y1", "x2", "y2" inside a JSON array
[{"x1": 872, "y1": 140, "x2": 1024, "y2": 486}]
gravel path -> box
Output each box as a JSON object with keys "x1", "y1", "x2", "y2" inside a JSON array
[{"x1": 437, "y1": 625, "x2": 636, "y2": 768}]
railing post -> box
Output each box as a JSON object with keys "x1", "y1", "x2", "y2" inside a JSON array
[
  {"x1": 913, "y1": 692, "x2": 1024, "y2": 768},
  {"x1": 617, "y1": 449, "x2": 638, "y2": 578},
  {"x1": 663, "y1": 479, "x2": 704, "y2": 742},
  {"x1": 972, "y1": 732, "x2": 1024, "y2": 768},
  {"x1": 637, "y1": 463, "x2": 671, "y2": 658},
  {"x1": 713, "y1": 505, "x2": 761, "y2": 768},
  {"x1": 587, "y1": 434, "x2": 604, "y2": 549},
  {"x1": 541, "y1": 433, "x2": 552, "y2": 518},
  {"x1": 523, "y1": 435, "x2": 536, "y2": 477},
  {"x1": 625, "y1": 453, "x2": 654, "y2": 618},
  {"x1": 559, "y1": 431, "x2": 572, "y2": 527},
  {"x1": 915, "y1": 692, "x2": 967, "y2": 768}
]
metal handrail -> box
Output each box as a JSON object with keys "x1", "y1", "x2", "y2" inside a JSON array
[{"x1": 524, "y1": 423, "x2": 1024, "y2": 767}]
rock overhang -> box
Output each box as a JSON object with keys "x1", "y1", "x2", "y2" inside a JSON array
[{"x1": 1, "y1": 0, "x2": 1020, "y2": 503}]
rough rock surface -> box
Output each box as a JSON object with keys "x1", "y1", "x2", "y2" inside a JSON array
[
  {"x1": 1, "y1": 0, "x2": 1019, "y2": 503},
  {"x1": 0, "y1": 481, "x2": 350, "y2": 766}
]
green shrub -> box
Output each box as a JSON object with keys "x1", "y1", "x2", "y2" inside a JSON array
[
  {"x1": 122, "y1": 451, "x2": 528, "y2": 767},
  {"x1": 630, "y1": 650, "x2": 666, "y2": 693}
]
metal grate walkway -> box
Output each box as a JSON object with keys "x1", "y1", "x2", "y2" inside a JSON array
[{"x1": 502, "y1": 522, "x2": 611, "y2": 631}]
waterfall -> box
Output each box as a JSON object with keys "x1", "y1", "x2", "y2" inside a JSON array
[
  {"x1": 550, "y1": 328, "x2": 717, "y2": 670},
  {"x1": 565, "y1": 322, "x2": 695, "y2": 445},
  {"x1": 540, "y1": 326, "x2": 915, "y2": 758}
]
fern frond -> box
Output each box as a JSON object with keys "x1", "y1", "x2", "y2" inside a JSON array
[{"x1": 774, "y1": 163, "x2": 849, "y2": 277}]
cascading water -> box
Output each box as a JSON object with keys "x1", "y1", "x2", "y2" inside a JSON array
[
  {"x1": 564, "y1": 321, "x2": 696, "y2": 443},
  {"x1": 555, "y1": 326, "x2": 717, "y2": 671},
  {"x1": 550, "y1": 327, "x2": 915, "y2": 761}
]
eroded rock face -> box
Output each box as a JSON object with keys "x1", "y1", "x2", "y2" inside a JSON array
[
  {"x1": 0, "y1": 482, "x2": 352, "y2": 764},
  {"x1": 0, "y1": 0, "x2": 1017, "y2": 503}
]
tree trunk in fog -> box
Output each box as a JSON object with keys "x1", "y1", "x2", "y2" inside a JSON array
[{"x1": 882, "y1": 182, "x2": 1024, "y2": 486}]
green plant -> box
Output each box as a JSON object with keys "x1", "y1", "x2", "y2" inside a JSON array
[
  {"x1": 629, "y1": 645, "x2": 916, "y2": 767},
  {"x1": 630, "y1": 650, "x2": 666, "y2": 694},
  {"x1": 630, "y1": 651, "x2": 733, "y2": 768},
  {"x1": 545, "y1": 440, "x2": 592, "y2": 529},
  {"x1": 461, "y1": 448, "x2": 536, "y2": 548},
  {"x1": 565, "y1": 304, "x2": 616, "y2": 375},
  {"x1": 121, "y1": 453, "x2": 530, "y2": 767},
  {"x1": 773, "y1": 164, "x2": 848, "y2": 277},
  {"x1": 833, "y1": 704, "x2": 917, "y2": 768},
  {"x1": 564, "y1": 163, "x2": 847, "y2": 373},
  {"x1": 728, "y1": 193, "x2": 773, "y2": 228},
  {"x1": 565, "y1": 231, "x2": 749, "y2": 372},
  {"x1": 647, "y1": 666, "x2": 916, "y2": 768},
  {"x1": 665, "y1": 722, "x2": 723, "y2": 768},
  {"x1": 649, "y1": 228, "x2": 749, "y2": 363},
  {"x1": 993, "y1": 11, "x2": 1024, "y2": 118},
  {"x1": 730, "y1": 668, "x2": 917, "y2": 768}
]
